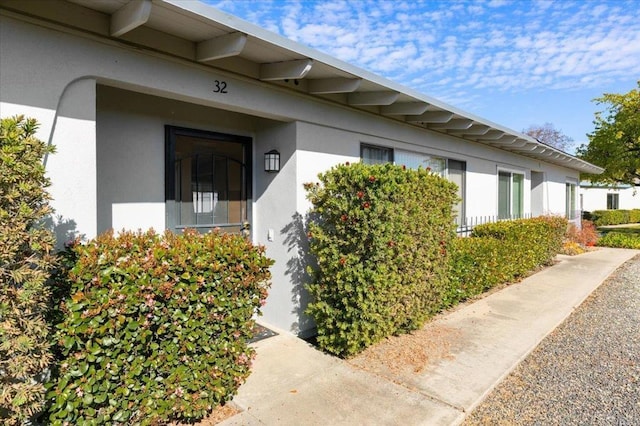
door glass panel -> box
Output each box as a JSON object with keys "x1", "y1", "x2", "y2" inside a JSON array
[
  {"x1": 512, "y1": 173, "x2": 524, "y2": 217},
  {"x1": 498, "y1": 171, "x2": 511, "y2": 219}
]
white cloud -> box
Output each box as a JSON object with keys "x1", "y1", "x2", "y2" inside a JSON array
[{"x1": 208, "y1": 0, "x2": 640, "y2": 111}]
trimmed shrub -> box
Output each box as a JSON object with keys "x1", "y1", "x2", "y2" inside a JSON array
[
  {"x1": 0, "y1": 116, "x2": 55, "y2": 424},
  {"x1": 470, "y1": 216, "x2": 566, "y2": 269},
  {"x1": 590, "y1": 209, "x2": 638, "y2": 226},
  {"x1": 447, "y1": 216, "x2": 567, "y2": 305},
  {"x1": 597, "y1": 232, "x2": 640, "y2": 249},
  {"x1": 305, "y1": 162, "x2": 458, "y2": 357},
  {"x1": 46, "y1": 229, "x2": 273, "y2": 425},
  {"x1": 446, "y1": 237, "x2": 506, "y2": 305}
]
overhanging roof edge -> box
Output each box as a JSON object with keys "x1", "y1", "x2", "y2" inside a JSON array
[{"x1": 154, "y1": 1, "x2": 606, "y2": 174}]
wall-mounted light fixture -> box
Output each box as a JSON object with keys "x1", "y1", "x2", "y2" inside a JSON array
[{"x1": 264, "y1": 150, "x2": 280, "y2": 172}]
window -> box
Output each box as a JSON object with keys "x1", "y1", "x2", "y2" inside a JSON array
[
  {"x1": 394, "y1": 149, "x2": 446, "y2": 176},
  {"x1": 607, "y1": 193, "x2": 619, "y2": 210},
  {"x1": 565, "y1": 182, "x2": 577, "y2": 219},
  {"x1": 361, "y1": 144, "x2": 393, "y2": 165},
  {"x1": 498, "y1": 171, "x2": 524, "y2": 219},
  {"x1": 359, "y1": 144, "x2": 466, "y2": 223},
  {"x1": 165, "y1": 126, "x2": 251, "y2": 233}
]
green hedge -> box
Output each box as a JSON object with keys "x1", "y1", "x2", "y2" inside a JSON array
[
  {"x1": 447, "y1": 216, "x2": 567, "y2": 306},
  {"x1": 47, "y1": 229, "x2": 273, "y2": 425},
  {"x1": 471, "y1": 216, "x2": 566, "y2": 268},
  {"x1": 597, "y1": 231, "x2": 640, "y2": 249},
  {"x1": 590, "y1": 209, "x2": 640, "y2": 226},
  {"x1": 305, "y1": 162, "x2": 458, "y2": 357}
]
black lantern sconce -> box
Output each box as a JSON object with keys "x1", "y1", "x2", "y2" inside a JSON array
[{"x1": 264, "y1": 150, "x2": 280, "y2": 172}]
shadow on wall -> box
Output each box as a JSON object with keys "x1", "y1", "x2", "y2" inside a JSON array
[
  {"x1": 42, "y1": 214, "x2": 82, "y2": 250},
  {"x1": 281, "y1": 212, "x2": 317, "y2": 337}
]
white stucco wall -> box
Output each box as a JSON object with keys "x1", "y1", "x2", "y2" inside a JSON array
[
  {"x1": 580, "y1": 185, "x2": 640, "y2": 212},
  {"x1": 0, "y1": 12, "x2": 582, "y2": 335}
]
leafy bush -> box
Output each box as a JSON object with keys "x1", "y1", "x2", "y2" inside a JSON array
[
  {"x1": 563, "y1": 220, "x2": 599, "y2": 252},
  {"x1": 47, "y1": 229, "x2": 273, "y2": 425},
  {"x1": 579, "y1": 220, "x2": 600, "y2": 246},
  {"x1": 590, "y1": 209, "x2": 640, "y2": 226},
  {"x1": 0, "y1": 116, "x2": 56, "y2": 424},
  {"x1": 447, "y1": 216, "x2": 567, "y2": 305},
  {"x1": 596, "y1": 231, "x2": 640, "y2": 249},
  {"x1": 470, "y1": 216, "x2": 566, "y2": 269},
  {"x1": 305, "y1": 162, "x2": 458, "y2": 357},
  {"x1": 446, "y1": 237, "x2": 506, "y2": 305}
]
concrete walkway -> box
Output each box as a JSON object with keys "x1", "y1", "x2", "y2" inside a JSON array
[{"x1": 219, "y1": 248, "x2": 640, "y2": 426}]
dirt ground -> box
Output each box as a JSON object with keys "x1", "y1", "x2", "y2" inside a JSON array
[{"x1": 349, "y1": 323, "x2": 462, "y2": 376}]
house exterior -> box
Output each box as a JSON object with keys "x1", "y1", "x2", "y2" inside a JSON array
[
  {"x1": 580, "y1": 182, "x2": 640, "y2": 212},
  {"x1": 0, "y1": 0, "x2": 603, "y2": 336}
]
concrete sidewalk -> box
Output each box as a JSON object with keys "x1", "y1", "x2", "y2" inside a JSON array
[{"x1": 219, "y1": 248, "x2": 639, "y2": 426}]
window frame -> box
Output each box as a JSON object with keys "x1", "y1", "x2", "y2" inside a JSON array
[{"x1": 607, "y1": 193, "x2": 619, "y2": 210}]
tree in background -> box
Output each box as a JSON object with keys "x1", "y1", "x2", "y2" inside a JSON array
[
  {"x1": 577, "y1": 82, "x2": 640, "y2": 185},
  {"x1": 523, "y1": 122, "x2": 574, "y2": 153}
]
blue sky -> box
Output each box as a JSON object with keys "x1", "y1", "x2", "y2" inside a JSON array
[{"x1": 207, "y1": 0, "x2": 640, "y2": 153}]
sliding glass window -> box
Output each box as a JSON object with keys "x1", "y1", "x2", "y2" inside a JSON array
[{"x1": 498, "y1": 171, "x2": 524, "y2": 219}]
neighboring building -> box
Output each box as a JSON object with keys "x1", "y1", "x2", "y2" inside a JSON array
[
  {"x1": 580, "y1": 181, "x2": 640, "y2": 212},
  {"x1": 0, "y1": 0, "x2": 603, "y2": 336}
]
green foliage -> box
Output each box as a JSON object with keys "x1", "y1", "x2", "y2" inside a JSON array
[
  {"x1": 590, "y1": 209, "x2": 640, "y2": 226},
  {"x1": 46, "y1": 229, "x2": 273, "y2": 425},
  {"x1": 447, "y1": 216, "x2": 567, "y2": 305},
  {"x1": 596, "y1": 231, "x2": 640, "y2": 249},
  {"x1": 305, "y1": 162, "x2": 458, "y2": 357},
  {"x1": 0, "y1": 116, "x2": 56, "y2": 424},
  {"x1": 577, "y1": 81, "x2": 640, "y2": 184},
  {"x1": 446, "y1": 237, "x2": 506, "y2": 305}
]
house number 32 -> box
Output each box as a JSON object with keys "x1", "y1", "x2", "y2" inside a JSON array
[{"x1": 213, "y1": 80, "x2": 228, "y2": 94}]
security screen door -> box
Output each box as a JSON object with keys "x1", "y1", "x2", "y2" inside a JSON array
[{"x1": 165, "y1": 126, "x2": 251, "y2": 233}]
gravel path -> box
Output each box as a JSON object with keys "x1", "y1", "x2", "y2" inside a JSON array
[{"x1": 464, "y1": 254, "x2": 640, "y2": 425}]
